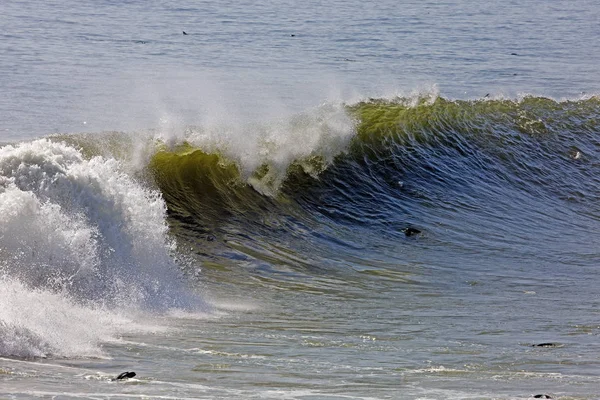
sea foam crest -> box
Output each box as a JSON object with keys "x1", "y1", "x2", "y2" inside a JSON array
[
  {"x1": 166, "y1": 102, "x2": 357, "y2": 195},
  {"x1": 0, "y1": 139, "x2": 198, "y2": 358}
]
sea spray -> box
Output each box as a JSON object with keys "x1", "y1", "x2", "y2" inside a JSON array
[
  {"x1": 0, "y1": 276, "x2": 136, "y2": 359},
  {"x1": 176, "y1": 102, "x2": 357, "y2": 195},
  {"x1": 0, "y1": 139, "x2": 202, "y2": 358}
]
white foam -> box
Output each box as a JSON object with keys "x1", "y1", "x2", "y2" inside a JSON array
[
  {"x1": 176, "y1": 102, "x2": 357, "y2": 195},
  {"x1": 0, "y1": 139, "x2": 204, "y2": 358},
  {"x1": 0, "y1": 277, "x2": 132, "y2": 358}
]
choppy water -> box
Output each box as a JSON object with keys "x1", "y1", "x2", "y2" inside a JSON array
[{"x1": 2, "y1": 1, "x2": 600, "y2": 399}]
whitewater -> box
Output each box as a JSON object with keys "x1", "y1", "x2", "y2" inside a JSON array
[{"x1": 2, "y1": 1, "x2": 600, "y2": 399}]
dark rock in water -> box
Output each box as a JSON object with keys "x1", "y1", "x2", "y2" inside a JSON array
[
  {"x1": 533, "y1": 395, "x2": 552, "y2": 399},
  {"x1": 402, "y1": 227, "x2": 421, "y2": 237},
  {"x1": 532, "y1": 342, "x2": 560, "y2": 348},
  {"x1": 116, "y1": 371, "x2": 136, "y2": 380}
]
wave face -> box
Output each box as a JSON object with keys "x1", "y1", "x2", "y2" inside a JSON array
[
  {"x1": 2, "y1": 95, "x2": 599, "y2": 358},
  {"x1": 148, "y1": 96, "x2": 600, "y2": 272}
]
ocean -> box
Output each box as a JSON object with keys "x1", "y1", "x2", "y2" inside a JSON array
[{"x1": 1, "y1": 1, "x2": 600, "y2": 399}]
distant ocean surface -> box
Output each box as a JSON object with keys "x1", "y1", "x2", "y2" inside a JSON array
[{"x1": 1, "y1": 1, "x2": 600, "y2": 399}]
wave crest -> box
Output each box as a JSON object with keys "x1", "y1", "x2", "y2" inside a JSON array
[{"x1": 0, "y1": 139, "x2": 203, "y2": 358}]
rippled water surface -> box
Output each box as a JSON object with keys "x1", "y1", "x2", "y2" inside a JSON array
[{"x1": 1, "y1": 1, "x2": 600, "y2": 399}]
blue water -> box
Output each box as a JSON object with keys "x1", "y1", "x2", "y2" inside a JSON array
[
  {"x1": 2, "y1": 0, "x2": 599, "y2": 139},
  {"x1": 1, "y1": 1, "x2": 600, "y2": 399}
]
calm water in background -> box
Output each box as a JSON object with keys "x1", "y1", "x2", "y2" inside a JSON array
[
  {"x1": 2, "y1": 0, "x2": 600, "y2": 138},
  {"x1": 1, "y1": 1, "x2": 600, "y2": 399}
]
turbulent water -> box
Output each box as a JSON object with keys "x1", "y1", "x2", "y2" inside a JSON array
[{"x1": 2, "y1": 1, "x2": 600, "y2": 399}]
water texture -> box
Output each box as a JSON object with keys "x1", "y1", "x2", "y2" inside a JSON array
[{"x1": 1, "y1": 1, "x2": 600, "y2": 399}]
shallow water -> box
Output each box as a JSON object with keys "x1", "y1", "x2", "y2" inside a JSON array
[{"x1": 1, "y1": 1, "x2": 600, "y2": 399}]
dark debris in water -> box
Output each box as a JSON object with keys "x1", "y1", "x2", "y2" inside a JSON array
[
  {"x1": 402, "y1": 227, "x2": 421, "y2": 237},
  {"x1": 114, "y1": 371, "x2": 136, "y2": 380}
]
